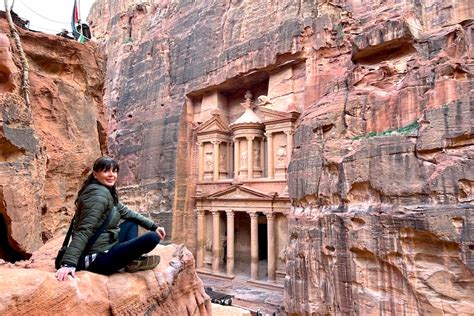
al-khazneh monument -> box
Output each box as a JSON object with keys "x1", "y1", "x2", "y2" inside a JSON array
[{"x1": 193, "y1": 88, "x2": 299, "y2": 285}]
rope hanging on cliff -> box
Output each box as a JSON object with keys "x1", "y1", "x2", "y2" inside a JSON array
[{"x1": 4, "y1": 0, "x2": 30, "y2": 107}]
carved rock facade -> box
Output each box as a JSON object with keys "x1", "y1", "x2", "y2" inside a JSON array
[
  {"x1": 193, "y1": 90, "x2": 299, "y2": 285},
  {"x1": 88, "y1": 0, "x2": 474, "y2": 314}
]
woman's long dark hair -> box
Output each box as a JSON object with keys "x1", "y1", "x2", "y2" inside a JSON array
[{"x1": 75, "y1": 157, "x2": 120, "y2": 205}]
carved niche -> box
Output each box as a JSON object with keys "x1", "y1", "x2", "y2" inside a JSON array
[{"x1": 196, "y1": 110, "x2": 232, "y2": 181}]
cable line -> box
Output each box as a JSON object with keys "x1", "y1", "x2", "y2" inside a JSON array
[
  {"x1": 18, "y1": 0, "x2": 69, "y2": 24},
  {"x1": 29, "y1": 25, "x2": 64, "y2": 33}
]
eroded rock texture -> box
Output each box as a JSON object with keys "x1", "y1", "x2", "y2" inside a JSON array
[
  {"x1": 0, "y1": 20, "x2": 106, "y2": 260},
  {"x1": 88, "y1": 0, "x2": 318, "y2": 245},
  {"x1": 285, "y1": 1, "x2": 474, "y2": 314},
  {"x1": 88, "y1": 0, "x2": 473, "y2": 314},
  {"x1": 0, "y1": 242, "x2": 211, "y2": 315}
]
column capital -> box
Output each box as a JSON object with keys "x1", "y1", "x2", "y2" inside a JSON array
[
  {"x1": 248, "y1": 211, "x2": 258, "y2": 218},
  {"x1": 211, "y1": 210, "x2": 220, "y2": 216},
  {"x1": 284, "y1": 130, "x2": 294, "y2": 136},
  {"x1": 197, "y1": 141, "x2": 204, "y2": 147},
  {"x1": 265, "y1": 212, "x2": 275, "y2": 220},
  {"x1": 246, "y1": 136, "x2": 255, "y2": 141},
  {"x1": 225, "y1": 210, "x2": 235, "y2": 217},
  {"x1": 196, "y1": 209, "x2": 205, "y2": 216},
  {"x1": 264, "y1": 132, "x2": 273, "y2": 138},
  {"x1": 211, "y1": 140, "x2": 222, "y2": 145}
]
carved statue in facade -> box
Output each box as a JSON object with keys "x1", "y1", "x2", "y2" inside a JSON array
[
  {"x1": 205, "y1": 151, "x2": 213, "y2": 171},
  {"x1": 257, "y1": 95, "x2": 273, "y2": 108},
  {"x1": 241, "y1": 147, "x2": 248, "y2": 168},
  {"x1": 276, "y1": 144, "x2": 287, "y2": 166},
  {"x1": 219, "y1": 149, "x2": 226, "y2": 172},
  {"x1": 253, "y1": 142, "x2": 261, "y2": 168}
]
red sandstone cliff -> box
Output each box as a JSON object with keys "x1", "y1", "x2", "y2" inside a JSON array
[
  {"x1": 88, "y1": 0, "x2": 473, "y2": 314},
  {"x1": 0, "y1": 19, "x2": 106, "y2": 258},
  {"x1": 0, "y1": 15, "x2": 211, "y2": 316}
]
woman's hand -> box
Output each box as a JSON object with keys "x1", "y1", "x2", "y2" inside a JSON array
[
  {"x1": 55, "y1": 266, "x2": 76, "y2": 281},
  {"x1": 156, "y1": 227, "x2": 166, "y2": 240}
]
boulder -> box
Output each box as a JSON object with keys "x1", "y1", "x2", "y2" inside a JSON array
[{"x1": 0, "y1": 239, "x2": 211, "y2": 315}]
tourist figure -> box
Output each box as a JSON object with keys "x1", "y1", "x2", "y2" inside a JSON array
[{"x1": 56, "y1": 156, "x2": 166, "y2": 281}]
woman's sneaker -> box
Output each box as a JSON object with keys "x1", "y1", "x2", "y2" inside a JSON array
[{"x1": 125, "y1": 255, "x2": 161, "y2": 272}]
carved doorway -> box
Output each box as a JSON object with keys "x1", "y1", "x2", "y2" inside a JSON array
[
  {"x1": 258, "y1": 222, "x2": 268, "y2": 280},
  {"x1": 234, "y1": 211, "x2": 251, "y2": 278}
]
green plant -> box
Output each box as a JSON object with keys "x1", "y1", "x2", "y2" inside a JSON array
[{"x1": 352, "y1": 121, "x2": 419, "y2": 140}]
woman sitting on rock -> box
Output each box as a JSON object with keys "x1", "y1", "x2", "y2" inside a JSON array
[{"x1": 56, "y1": 156, "x2": 165, "y2": 281}]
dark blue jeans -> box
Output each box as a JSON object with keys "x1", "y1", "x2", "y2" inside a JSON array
[{"x1": 87, "y1": 220, "x2": 160, "y2": 275}]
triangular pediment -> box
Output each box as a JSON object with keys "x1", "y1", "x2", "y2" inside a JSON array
[
  {"x1": 205, "y1": 185, "x2": 272, "y2": 200},
  {"x1": 259, "y1": 107, "x2": 299, "y2": 123},
  {"x1": 196, "y1": 112, "x2": 231, "y2": 135}
]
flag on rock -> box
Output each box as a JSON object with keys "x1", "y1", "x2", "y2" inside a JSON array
[{"x1": 71, "y1": 0, "x2": 81, "y2": 41}]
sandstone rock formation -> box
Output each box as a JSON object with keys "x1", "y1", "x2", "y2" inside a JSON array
[
  {"x1": 0, "y1": 19, "x2": 106, "y2": 261},
  {"x1": 87, "y1": 0, "x2": 473, "y2": 314},
  {"x1": 284, "y1": 1, "x2": 474, "y2": 314},
  {"x1": 0, "y1": 242, "x2": 211, "y2": 315},
  {"x1": 0, "y1": 15, "x2": 216, "y2": 316}
]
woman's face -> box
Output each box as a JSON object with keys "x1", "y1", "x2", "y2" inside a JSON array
[{"x1": 93, "y1": 169, "x2": 118, "y2": 187}]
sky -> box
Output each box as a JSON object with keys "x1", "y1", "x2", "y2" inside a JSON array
[{"x1": 5, "y1": 0, "x2": 96, "y2": 35}]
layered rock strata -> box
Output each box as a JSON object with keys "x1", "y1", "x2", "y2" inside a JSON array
[
  {"x1": 0, "y1": 19, "x2": 106, "y2": 260},
  {"x1": 284, "y1": 1, "x2": 474, "y2": 314},
  {"x1": 88, "y1": 0, "x2": 473, "y2": 314}
]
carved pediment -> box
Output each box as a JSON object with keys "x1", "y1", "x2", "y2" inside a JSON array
[
  {"x1": 259, "y1": 107, "x2": 299, "y2": 123},
  {"x1": 196, "y1": 111, "x2": 231, "y2": 135},
  {"x1": 204, "y1": 185, "x2": 273, "y2": 200}
]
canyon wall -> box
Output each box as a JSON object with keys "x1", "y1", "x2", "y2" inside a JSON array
[
  {"x1": 0, "y1": 19, "x2": 106, "y2": 260},
  {"x1": 89, "y1": 0, "x2": 473, "y2": 314},
  {"x1": 0, "y1": 18, "x2": 212, "y2": 316}
]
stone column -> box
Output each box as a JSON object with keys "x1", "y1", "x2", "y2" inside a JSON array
[
  {"x1": 227, "y1": 141, "x2": 232, "y2": 178},
  {"x1": 212, "y1": 210, "x2": 221, "y2": 274},
  {"x1": 213, "y1": 141, "x2": 220, "y2": 181},
  {"x1": 249, "y1": 212, "x2": 259, "y2": 280},
  {"x1": 196, "y1": 210, "x2": 205, "y2": 269},
  {"x1": 198, "y1": 142, "x2": 204, "y2": 181},
  {"x1": 285, "y1": 130, "x2": 294, "y2": 161},
  {"x1": 266, "y1": 212, "x2": 276, "y2": 282},
  {"x1": 247, "y1": 136, "x2": 254, "y2": 179},
  {"x1": 226, "y1": 210, "x2": 235, "y2": 277},
  {"x1": 233, "y1": 138, "x2": 240, "y2": 180},
  {"x1": 265, "y1": 132, "x2": 273, "y2": 179}
]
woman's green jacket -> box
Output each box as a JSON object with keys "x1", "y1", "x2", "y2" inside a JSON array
[{"x1": 60, "y1": 183, "x2": 157, "y2": 267}]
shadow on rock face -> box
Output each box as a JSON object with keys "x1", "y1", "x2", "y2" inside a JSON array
[{"x1": 0, "y1": 213, "x2": 29, "y2": 262}]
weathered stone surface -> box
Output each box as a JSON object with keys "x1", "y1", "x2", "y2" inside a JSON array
[
  {"x1": 88, "y1": 0, "x2": 318, "y2": 248},
  {"x1": 284, "y1": 0, "x2": 474, "y2": 313},
  {"x1": 88, "y1": 0, "x2": 474, "y2": 314},
  {"x1": 285, "y1": 206, "x2": 474, "y2": 315},
  {"x1": 0, "y1": 18, "x2": 106, "y2": 261},
  {"x1": 0, "y1": 242, "x2": 211, "y2": 315}
]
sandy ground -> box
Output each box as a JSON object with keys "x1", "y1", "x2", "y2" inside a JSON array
[{"x1": 211, "y1": 303, "x2": 252, "y2": 315}]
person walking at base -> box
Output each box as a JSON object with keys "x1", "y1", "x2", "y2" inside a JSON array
[{"x1": 56, "y1": 156, "x2": 166, "y2": 281}]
